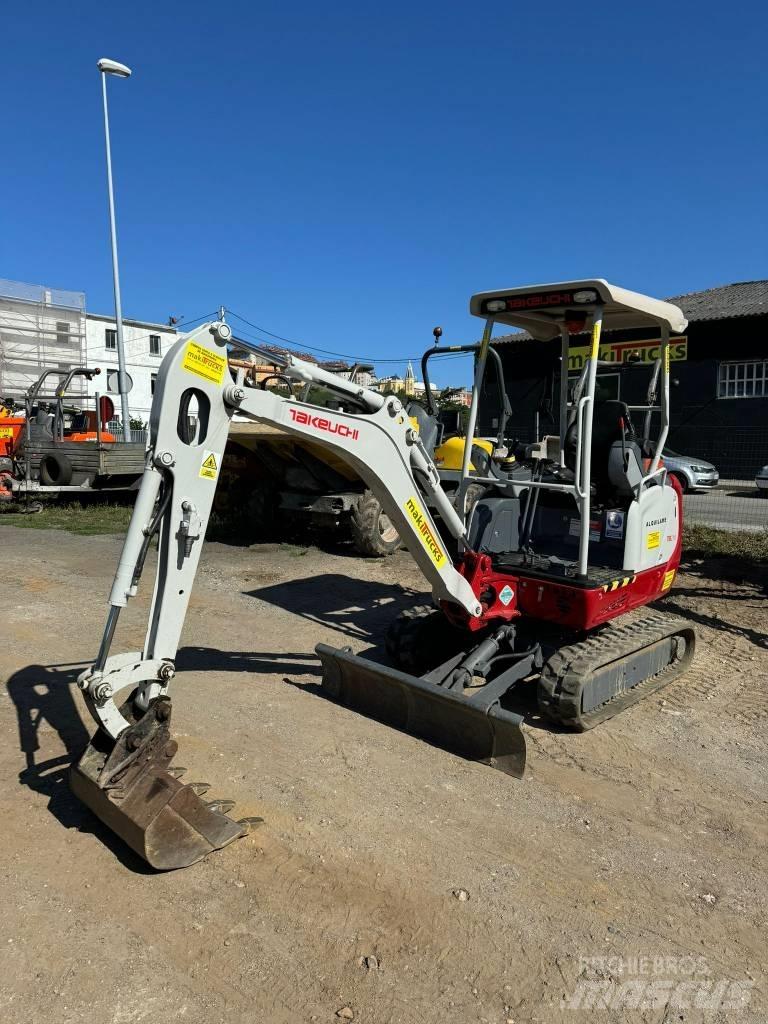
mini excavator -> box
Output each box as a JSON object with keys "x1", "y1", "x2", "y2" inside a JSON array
[{"x1": 71, "y1": 280, "x2": 695, "y2": 868}]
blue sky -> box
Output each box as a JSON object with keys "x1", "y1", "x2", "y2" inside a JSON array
[{"x1": 3, "y1": 0, "x2": 766, "y2": 386}]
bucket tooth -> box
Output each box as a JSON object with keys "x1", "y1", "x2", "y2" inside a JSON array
[
  {"x1": 206, "y1": 799, "x2": 236, "y2": 814},
  {"x1": 69, "y1": 697, "x2": 247, "y2": 870},
  {"x1": 237, "y1": 817, "x2": 265, "y2": 833},
  {"x1": 187, "y1": 782, "x2": 211, "y2": 796},
  {"x1": 316, "y1": 644, "x2": 526, "y2": 777},
  {"x1": 168, "y1": 767, "x2": 188, "y2": 778}
]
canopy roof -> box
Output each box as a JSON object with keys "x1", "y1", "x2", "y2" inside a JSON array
[{"x1": 469, "y1": 279, "x2": 688, "y2": 340}]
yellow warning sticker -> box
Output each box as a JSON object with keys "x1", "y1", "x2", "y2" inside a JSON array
[
  {"x1": 182, "y1": 341, "x2": 227, "y2": 385},
  {"x1": 199, "y1": 450, "x2": 219, "y2": 480},
  {"x1": 0, "y1": 426, "x2": 14, "y2": 439},
  {"x1": 404, "y1": 495, "x2": 446, "y2": 567},
  {"x1": 664, "y1": 344, "x2": 670, "y2": 375},
  {"x1": 661, "y1": 569, "x2": 675, "y2": 591},
  {"x1": 647, "y1": 530, "x2": 661, "y2": 550}
]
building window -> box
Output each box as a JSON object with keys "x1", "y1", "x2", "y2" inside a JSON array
[
  {"x1": 718, "y1": 360, "x2": 767, "y2": 399},
  {"x1": 149, "y1": 334, "x2": 161, "y2": 356},
  {"x1": 105, "y1": 328, "x2": 117, "y2": 350},
  {"x1": 568, "y1": 373, "x2": 620, "y2": 403},
  {"x1": 151, "y1": 372, "x2": 158, "y2": 395},
  {"x1": 56, "y1": 320, "x2": 70, "y2": 344}
]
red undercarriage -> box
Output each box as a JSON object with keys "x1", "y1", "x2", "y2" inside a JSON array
[{"x1": 443, "y1": 480, "x2": 684, "y2": 634}]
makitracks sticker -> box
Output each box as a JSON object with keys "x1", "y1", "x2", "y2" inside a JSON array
[
  {"x1": 404, "y1": 496, "x2": 445, "y2": 567},
  {"x1": 183, "y1": 341, "x2": 227, "y2": 385},
  {"x1": 199, "y1": 451, "x2": 219, "y2": 480}
]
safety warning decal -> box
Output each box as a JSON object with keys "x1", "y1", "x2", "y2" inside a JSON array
[
  {"x1": 182, "y1": 341, "x2": 227, "y2": 385},
  {"x1": 404, "y1": 495, "x2": 445, "y2": 567},
  {"x1": 661, "y1": 569, "x2": 675, "y2": 591},
  {"x1": 0, "y1": 426, "x2": 14, "y2": 439},
  {"x1": 647, "y1": 530, "x2": 661, "y2": 550},
  {"x1": 499, "y1": 584, "x2": 515, "y2": 606},
  {"x1": 199, "y1": 450, "x2": 219, "y2": 480}
]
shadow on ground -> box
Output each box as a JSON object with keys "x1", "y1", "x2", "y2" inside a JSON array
[
  {"x1": 679, "y1": 556, "x2": 768, "y2": 594},
  {"x1": 6, "y1": 662, "x2": 156, "y2": 873},
  {"x1": 245, "y1": 573, "x2": 420, "y2": 644},
  {"x1": 177, "y1": 646, "x2": 322, "y2": 676},
  {"x1": 658, "y1": 596, "x2": 768, "y2": 651}
]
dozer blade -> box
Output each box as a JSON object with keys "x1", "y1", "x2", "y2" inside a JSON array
[
  {"x1": 316, "y1": 644, "x2": 526, "y2": 777},
  {"x1": 69, "y1": 696, "x2": 246, "y2": 870}
]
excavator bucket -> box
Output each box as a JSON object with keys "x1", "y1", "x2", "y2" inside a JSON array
[
  {"x1": 69, "y1": 696, "x2": 250, "y2": 870},
  {"x1": 316, "y1": 644, "x2": 526, "y2": 777}
]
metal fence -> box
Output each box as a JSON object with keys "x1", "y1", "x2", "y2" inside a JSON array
[
  {"x1": 666, "y1": 426, "x2": 768, "y2": 534},
  {"x1": 106, "y1": 421, "x2": 148, "y2": 446}
]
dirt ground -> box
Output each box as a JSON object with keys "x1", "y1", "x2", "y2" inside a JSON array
[{"x1": 1, "y1": 525, "x2": 766, "y2": 1024}]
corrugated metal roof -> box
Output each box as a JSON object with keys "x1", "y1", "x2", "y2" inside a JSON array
[{"x1": 665, "y1": 280, "x2": 768, "y2": 322}]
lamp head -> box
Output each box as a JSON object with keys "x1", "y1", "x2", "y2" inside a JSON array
[{"x1": 97, "y1": 58, "x2": 132, "y2": 78}]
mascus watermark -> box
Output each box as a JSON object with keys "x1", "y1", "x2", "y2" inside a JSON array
[{"x1": 561, "y1": 956, "x2": 753, "y2": 1012}]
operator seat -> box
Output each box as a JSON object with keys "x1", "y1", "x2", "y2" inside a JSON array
[
  {"x1": 564, "y1": 400, "x2": 644, "y2": 499},
  {"x1": 406, "y1": 401, "x2": 441, "y2": 454}
]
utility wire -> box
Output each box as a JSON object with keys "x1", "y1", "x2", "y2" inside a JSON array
[{"x1": 226, "y1": 308, "x2": 474, "y2": 367}]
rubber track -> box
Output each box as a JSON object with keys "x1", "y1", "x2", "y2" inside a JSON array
[{"x1": 538, "y1": 613, "x2": 696, "y2": 731}]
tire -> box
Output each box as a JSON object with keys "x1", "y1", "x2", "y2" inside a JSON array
[
  {"x1": 350, "y1": 489, "x2": 401, "y2": 557},
  {"x1": 385, "y1": 603, "x2": 464, "y2": 675},
  {"x1": 39, "y1": 452, "x2": 72, "y2": 486},
  {"x1": 668, "y1": 471, "x2": 689, "y2": 494}
]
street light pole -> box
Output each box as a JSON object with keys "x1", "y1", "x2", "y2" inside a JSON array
[{"x1": 98, "y1": 57, "x2": 133, "y2": 441}]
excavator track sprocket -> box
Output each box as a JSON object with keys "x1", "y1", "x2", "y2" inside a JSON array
[{"x1": 538, "y1": 612, "x2": 696, "y2": 731}]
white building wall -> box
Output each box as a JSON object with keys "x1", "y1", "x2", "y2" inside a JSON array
[
  {"x1": 0, "y1": 281, "x2": 87, "y2": 401},
  {"x1": 85, "y1": 314, "x2": 178, "y2": 424}
]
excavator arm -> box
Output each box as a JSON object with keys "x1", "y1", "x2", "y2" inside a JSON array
[
  {"x1": 71, "y1": 321, "x2": 491, "y2": 868},
  {"x1": 81, "y1": 321, "x2": 481, "y2": 740}
]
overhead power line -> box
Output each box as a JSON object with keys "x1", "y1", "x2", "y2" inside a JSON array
[{"x1": 225, "y1": 308, "x2": 473, "y2": 366}]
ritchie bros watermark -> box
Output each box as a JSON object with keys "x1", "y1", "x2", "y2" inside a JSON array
[{"x1": 560, "y1": 955, "x2": 753, "y2": 1012}]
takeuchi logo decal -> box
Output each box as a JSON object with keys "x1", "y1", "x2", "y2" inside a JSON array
[{"x1": 288, "y1": 407, "x2": 359, "y2": 440}]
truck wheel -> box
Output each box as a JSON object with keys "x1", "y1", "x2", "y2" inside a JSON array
[
  {"x1": 350, "y1": 489, "x2": 401, "y2": 557},
  {"x1": 39, "y1": 452, "x2": 72, "y2": 486}
]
